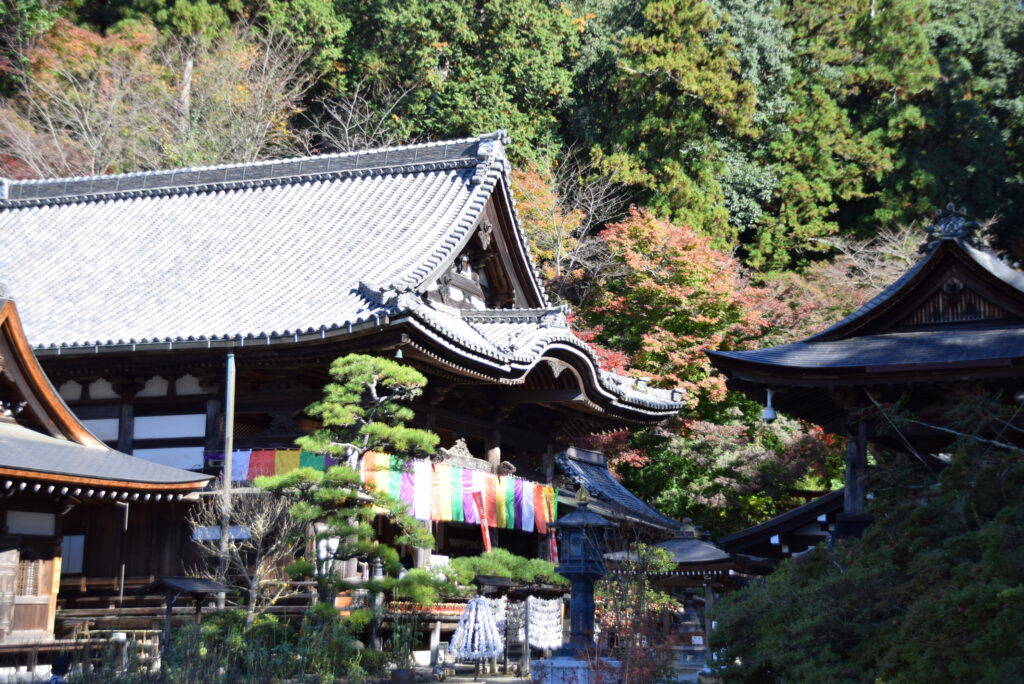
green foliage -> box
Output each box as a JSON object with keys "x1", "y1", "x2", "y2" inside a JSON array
[
  {"x1": 447, "y1": 549, "x2": 567, "y2": 588},
  {"x1": 591, "y1": 0, "x2": 756, "y2": 240},
  {"x1": 260, "y1": 0, "x2": 350, "y2": 82},
  {"x1": 257, "y1": 465, "x2": 434, "y2": 601},
  {"x1": 0, "y1": 0, "x2": 61, "y2": 93},
  {"x1": 296, "y1": 353, "x2": 439, "y2": 460},
  {"x1": 329, "y1": 0, "x2": 580, "y2": 161},
  {"x1": 616, "y1": 409, "x2": 844, "y2": 536},
  {"x1": 711, "y1": 437, "x2": 1024, "y2": 681},
  {"x1": 145, "y1": 607, "x2": 379, "y2": 682},
  {"x1": 258, "y1": 354, "x2": 439, "y2": 603},
  {"x1": 596, "y1": 542, "x2": 680, "y2": 682}
]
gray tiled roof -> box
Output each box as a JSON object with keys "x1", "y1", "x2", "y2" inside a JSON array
[
  {"x1": 0, "y1": 135, "x2": 510, "y2": 346},
  {"x1": 709, "y1": 325, "x2": 1024, "y2": 369},
  {"x1": 0, "y1": 421, "x2": 210, "y2": 486},
  {"x1": 556, "y1": 449, "x2": 681, "y2": 532},
  {"x1": 655, "y1": 537, "x2": 730, "y2": 564},
  {"x1": 0, "y1": 133, "x2": 681, "y2": 413}
]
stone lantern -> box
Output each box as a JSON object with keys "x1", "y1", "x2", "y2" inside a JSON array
[{"x1": 550, "y1": 488, "x2": 615, "y2": 656}]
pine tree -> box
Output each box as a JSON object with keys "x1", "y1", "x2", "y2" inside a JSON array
[{"x1": 257, "y1": 354, "x2": 438, "y2": 603}]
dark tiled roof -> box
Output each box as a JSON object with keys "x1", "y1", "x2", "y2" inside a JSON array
[
  {"x1": 140, "y1": 577, "x2": 229, "y2": 595},
  {"x1": 556, "y1": 448, "x2": 681, "y2": 532},
  {"x1": 709, "y1": 325, "x2": 1024, "y2": 369},
  {"x1": 812, "y1": 238, "x2": 1024, "y2": 341},
  {"x1": 0, "y1": 421, "x2": 210, "y2": 486},
  {"x1": 718, "y1": 489, "x2": 843, "y2": 553}
]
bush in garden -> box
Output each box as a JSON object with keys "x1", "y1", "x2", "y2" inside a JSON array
[{"x1": 447, "y1": 549, "x2": 566, "y2": 589}]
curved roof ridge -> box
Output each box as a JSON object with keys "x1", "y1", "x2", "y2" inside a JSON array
[
  {"x1": 2, "y1": 131, "x2": 509, "y2": 207},
  {"x1": 7, "y1": 132, "x2": 504, "y2": 187},
  {"x1": 811, "y1": 236, "x2": 1024, "y2": 342}
]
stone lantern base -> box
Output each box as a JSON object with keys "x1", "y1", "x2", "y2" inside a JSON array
[{"x1": 531, "y1": 656, "x2": 621, "y2": 684}]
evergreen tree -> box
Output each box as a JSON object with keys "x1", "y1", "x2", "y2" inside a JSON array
[
  {"x1": 711, "y1": 393, "x2": 1024, "y2": 680},
  {"x1": 882, "y1": 0, "x2": 1024, "y2": 252},
  {"x1": 590, "y1": 0, "x2": 756, "y2": 242},
  {"x1": 748, "y1": 0, "x2": 937, "y2": 269},
  {"x1": 331, "y1": 0, "x2": 580, "y2": 161},
  {"x1": 257, "y1": 354, "x2": 437, "y2": 603}
]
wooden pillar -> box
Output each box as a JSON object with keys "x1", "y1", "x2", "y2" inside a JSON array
[
  {"x1": 542, "y1": 445, "x2": 555, "y2": 485},
  {"x1": 703, "y1": 579, "x2": 714, "y2": 638},
  {"x1": 430, "y1": 620, "x2": 442, "y2": 666},
  {"x1": 843, "y1": 421, "x2": 868, "y2": 515},
  {"x1": 486, "y1": 431, "x2": 501, "y2": 472},
  {"x1": 838, "y1": 421, "x2": 871, "y2": 537},
  {"x1": 116, "y1": 404, "x2": 134, "y2": 454},
  {"x1": 204, "y1": 399, "x2": 222, "y2": 451}
]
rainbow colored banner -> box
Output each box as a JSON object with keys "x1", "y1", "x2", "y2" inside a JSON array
[
  {"x1": 360, "y1": 452, "x2": 556, "y2": 533},
  {"x1": 204, "y1": 449, "x2": 342, "y2": 481},
  {"x1": 205, "y1": 449, "x2": 558, "y2": 534}
]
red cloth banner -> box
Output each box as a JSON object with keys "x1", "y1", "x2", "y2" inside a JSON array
[{"x1": 472, "y1": 491, "x2": 492, "y2": 551}]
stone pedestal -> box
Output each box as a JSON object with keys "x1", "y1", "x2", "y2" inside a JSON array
[{"x1": 531, "y1": 656, "x2": 620, "y2": 684}]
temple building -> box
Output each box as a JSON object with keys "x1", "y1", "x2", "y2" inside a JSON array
[
  {"x1": 0, "y1": 295, "x2": 208, "y2": 645},
  {"x1": 709, "y1": 205, "x2": 1024, "y2": 545},
  {"x1": 0, "y1": 132, "x2": 682, "y2": 566}
]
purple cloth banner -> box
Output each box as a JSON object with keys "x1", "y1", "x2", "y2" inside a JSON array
[
  {"x1": 400, "y1": 467, "x2": 415, "y2": 508},
  {"x1": 514, "y1": 479, "x2": 525, "y2": 530},
  {"x1": 462, "y1": 469, "x2": 477, "y2": 524}
]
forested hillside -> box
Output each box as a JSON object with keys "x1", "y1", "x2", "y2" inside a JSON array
[{"x1": 3, "y1": 0, "x2": 1021, "y2": 534}]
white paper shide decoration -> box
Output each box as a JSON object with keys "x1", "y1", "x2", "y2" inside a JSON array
[{"x1": 449, "y1": 597, "x2": 503, "y2": 660}]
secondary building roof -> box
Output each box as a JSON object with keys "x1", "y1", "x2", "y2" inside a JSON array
[
  {"x1": 0, "y1": 298, "x2": 209, "y2": 493},
  {"x1": 0, "y1": 420, "x2": 208, "y2": 491},
  {"x1": 707, "y1": 206, "x2": 1024, "y2": 427}
]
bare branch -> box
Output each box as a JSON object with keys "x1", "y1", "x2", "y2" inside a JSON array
[
  {"x1": 305, "y1": 77, "x2": 419, "y2": 154},
  {"x1": 188, "y1": 485, "x2": 302, "y2": 624}
]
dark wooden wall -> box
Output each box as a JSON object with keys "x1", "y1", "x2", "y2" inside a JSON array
[{"x1": 61, "y1": 500, "x2": 198, "y2": 580}]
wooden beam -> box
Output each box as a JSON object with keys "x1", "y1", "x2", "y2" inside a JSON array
[
  {"x1": 116, "y1": 404, "x2": 133, "y2": 454},
  {"x1": 497, "y1": 389, "x2": 585, "y2": 405}
]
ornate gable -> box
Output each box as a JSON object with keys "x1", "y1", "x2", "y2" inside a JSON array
[
  {"x1": 897, "y1": 275, "x2": 1015, "y2": 328},
  {"x1": 422, "y1": 181, "x2": 547, "y2": 312},
  {"x1": 424, "y1": 220, "x2": 516, "y2": 310}
]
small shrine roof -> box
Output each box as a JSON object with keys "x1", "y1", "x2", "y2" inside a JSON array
[
  {"x1": 556, "y1": 448, "x2": 682, "y2": 532},
  {"x1": 708, "y1": 206, "x2": 1024, "y2": 379},
  {"x1": 0, "y1": 298, "x2": 209, "y2": 490},
  {"x1": 718, "y1": 489, "x2": 843, "y2": 558},
  {"x1": 709, "y1": 325, "x2": 1024, "y2": 371},
  {"x1": 655, "y1": 536, "x2": 731, "y2": 565}
]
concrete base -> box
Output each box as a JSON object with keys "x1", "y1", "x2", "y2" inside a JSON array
[{"x1": 531, "y1": 656, "x2": 621, "y2": 684}]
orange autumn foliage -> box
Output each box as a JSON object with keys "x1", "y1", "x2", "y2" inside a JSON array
[{"x1": 584, "y1": 207, "x2": 770, "y2": 402}]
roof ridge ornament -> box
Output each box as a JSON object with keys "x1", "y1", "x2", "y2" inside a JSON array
[
  {"x1": 923, "y1": 202, "x2": 979, "y2": 249},
  {"x1": 357, "y1": 280, "x2": 402, "y2": 308}
]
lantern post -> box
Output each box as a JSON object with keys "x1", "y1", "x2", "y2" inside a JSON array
[{"x1": 533, "y1": 489, "x2": 618, "y2": 683}]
